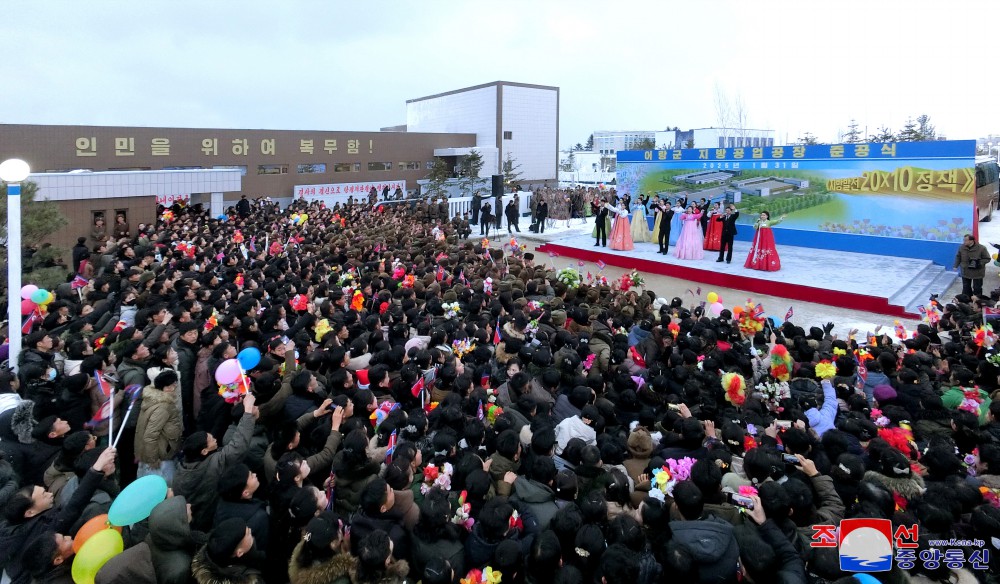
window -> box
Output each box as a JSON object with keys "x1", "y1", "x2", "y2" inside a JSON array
[
  {"x1": 108, "y1": 167, "x2": 151, "y2": 171},
  {"x1": 398, "y1": 162, "x2": 421, "y2": 171},
  {"x1": 92, "y1": 211, "x2": 105, "y2": 225},
  {"x1": 213, "y1": 165, "x2": 248, "y2": 176},
  {"x1": 162, "y1": 165, "x2": 203, "y2": 170},
  {"x1": 296, "y1": 163, "x2": 326, "y2": 174},
  {"x1": 257, "y1": 164, "x2": 288, "y2": 175},
  {"x1": 334, "y1": 163, "x2": 361, "y2": 173},
  {"x1": 503, "y1": 131, "x2": 513, "y2": 140},
  {"x1": 426, "y1": 161, "x2": 435, "y2": 170},
  {"x1": 367, "y1": 162, "x2": 392, "y2": 172},
  {"x1": 718, "y1": 137, "x2": 725, "y2": 148}
]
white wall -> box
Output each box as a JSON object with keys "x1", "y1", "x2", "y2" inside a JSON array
[
  {"x1": 407, "y1": 86, "x2": 498, "y2": 164},
  {"x1": 501, "y1": 85, "x2": 558, "y2": 182},
  {"x1": 28, "y1": 169, "x2": 242, "y2": 201}
]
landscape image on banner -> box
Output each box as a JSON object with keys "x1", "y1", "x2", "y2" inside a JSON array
[{"x1": 616, "y1": 142, "x2": 975, "y2": 243}]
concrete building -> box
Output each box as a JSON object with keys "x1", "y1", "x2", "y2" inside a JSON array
[
  {"x1": 405, "y1": 81, "x2": 559, "y2": 182},
  {"x1": 593, "y1": 131, "x2": 656, "y2": 156},
  {"x1": 665, "y1": 128, "x2": 777, "y2": 150}
]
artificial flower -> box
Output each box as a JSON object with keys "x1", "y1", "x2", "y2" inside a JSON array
[
  {"x1": 815, "y1": 360, "x2": 837, "y2": 379},
  {"x1": 721, "y1": 372, "x2": 746, "y2": 406}
]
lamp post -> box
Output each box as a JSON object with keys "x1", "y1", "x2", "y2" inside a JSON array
[{"x1": 0, "y1": 158, "x2": 31, "y2": 370}]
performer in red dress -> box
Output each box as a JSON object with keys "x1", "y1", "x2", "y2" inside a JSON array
[
  {"x1": 702, "y1": 202, "x2": 722, "y2": 251},
  {"x1": 744, "y1": 211, "x2": 785, "y2": 271}
]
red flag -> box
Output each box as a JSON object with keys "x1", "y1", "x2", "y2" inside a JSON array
[
  {"x1": 94, "y1": 371, "x2": 111, "y2": 399},
  {"x1": 577, "y1": 260, "x2": 585, "y2": 267},
  {"x1": 77, "y1": 258, "x2": 89, "y2": 275},
  {"x1": 477, "y1": 400, "x2": 485, "y2": 420},
  {"x1": 410, "y1": 377, "x2": 425, "y2": 398},
  {"x1": 385, "y1": 430, "x2": 397, "y2": 464},
  {"x1": 71, "y1": 274, "x2": 90, "y2": 289},
  {"x1": 597, "y1": 260, "x2": 607, "y2": 270},
  {"x1": 784, "y1": 307, "x2": 794, "y2": 321},
  {"x1": 21, "y1": 311, "x2": 39, "y2": 335},
  {"x1": 480, "y1": 372, "x2": 490, "y2": 388},
  {"x1": 629, "y1": 346, "x2": 647, "y2": 369},
  {"x1": 493, "y1": 320, "x2": 502, "y2": 345}
]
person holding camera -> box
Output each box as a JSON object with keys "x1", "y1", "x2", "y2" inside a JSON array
[{"x1": 955, "y1": 234, "x2": 990, "y2": 297}]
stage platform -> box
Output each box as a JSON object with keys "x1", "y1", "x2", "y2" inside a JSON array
[{"x1": 534, "y1": 233, "x2": 957, "y2": 318}]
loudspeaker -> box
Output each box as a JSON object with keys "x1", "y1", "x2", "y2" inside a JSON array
[{"x1": 492, "y1": 174, "x2": 504, "y2": 198}]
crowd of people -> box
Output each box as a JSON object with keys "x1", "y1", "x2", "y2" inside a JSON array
[{"x1": 1, "y1": 191, "x2": 1000, "y2": 584}]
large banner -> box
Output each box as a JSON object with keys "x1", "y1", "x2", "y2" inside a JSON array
[
  {"x1": 294, "y1": 180, "x2": 405, "y2": 199},
  {"x1": 616, "y1": 140, "x2": 976, "y2": 245}
]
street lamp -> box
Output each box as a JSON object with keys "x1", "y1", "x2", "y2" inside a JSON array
[{"x1": 0, "y1": 158, "x2": 31, "y2": 370}]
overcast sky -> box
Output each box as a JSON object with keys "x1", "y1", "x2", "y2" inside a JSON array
[{"x1": 3, "y1": 1, "x2": 998, "y2": 147}]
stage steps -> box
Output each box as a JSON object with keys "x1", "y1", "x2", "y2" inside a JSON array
[{"x1": 886, "y1": 263, "x2": 959, "y2": 316}]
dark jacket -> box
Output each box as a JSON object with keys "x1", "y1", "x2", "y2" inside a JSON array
[
  {"x1": 95, "y1": 542, "x2": 156, "y2": 584},
  {"x1": 191, "y1": 547, "x2": 264, "y2": 584},
  {"x1": 214, "y1": 498, "x2": 270, "y2": 550},
  {"x1": 670, "y1": 516, "x2": 741, "y2": 584},
  {"x1": 173, "y1": 413, "x2": 255, "y2": 532},
  {"x1": 0, "y1": 401, "x2": 60, "y2": 487},
  {"x1": 756, "y1": 519, "x2": 808, "y2": 584},
  {"x1": 350, "y1": 510, "x2": 410, "y2": 562},
  {"x1": 288, "y1": 542, "x2": 357, "y2": 584},
  {"x1": 510, "y1": 478, "x2": 559, "y2": 530},
  {"x1": 409, "y1": 529, "x2": 465, "y2": 581},
  {"x1": 0, "y1": 466, "x2": 105, "y2": 584},
  {"x1": 174, "y1": 338, "x2": 199, "y2": 428},
  {"x1": 715, "y1": 212, "x2": 740, "y2": 238},
  {"x1": 148, "y1": 495, "x2": 206, "y2": 584},
  {"x1": 331, "y1": 456, "x2": 380, "y2": 516},
  {"x1": 955, "y1": 241, "x2": 991, "y2": 280}
]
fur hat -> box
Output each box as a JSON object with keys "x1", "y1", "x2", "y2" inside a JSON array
[
  {"x1": 873, "y1": 385, "x2": 897, "y2": 403},
  {"x1": 550, "y1": 310, "x2": 568, "y2": 328},
  {"x1": 207, "y1": 518, "x2": 248, "y2": 563},
  {"x1": 10, "y1": 400, "x2": 35, "y2": 444},
  {"x1": 627, "y1": 428, "x2": 654, "y2": 458}
]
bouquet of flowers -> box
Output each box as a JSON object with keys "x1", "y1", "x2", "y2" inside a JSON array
[
  {"x1": 754, "y1": 379, "x2": 790, "y2": 412},
  {"x1": 421, "y1": 462, "x2": 454, "y2": 494},
  {"x1": 452, "y1": 338, "x2": 476, "y2": 359},
  {"x1": 628, "y1": 269, "x2": 645, "y2": 288},
  {"x1": 737, "y1": 300, "x2": 766, "y2": 336},
  {"x1": 524, "y1": 319, "x2": 539, "y2": 338},
  {"x1": 442, "y1": 302, "x2": 461, "y2": 320},
  {"x1": 648, "y1": 465, "x2": 677, "y2": 501},
  {"x1": 557, "y1": 267, "x2": 582, "y2": 289},
  {"x1": 452, "y1": 490, "x2": 475, "y2": 531},
  {"x1": 722, "y1": 372, "x2": 747, "y2": 406},
  {"x1": 337, "y1": 271, "x2": 355, "y2": 289}
]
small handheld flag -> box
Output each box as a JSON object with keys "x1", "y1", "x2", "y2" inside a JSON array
[
  {"x1": 597, "y1": 260, "x2": 607, "y2": 271},
  {"x1": 410, "y1": 377, "x2": 425, "y2": 398},
  {"x1": 385, "y1": 430, "x2": 397, "y2": 464},
  {"x1": 71, "y1": 274, "x2": 90, "y2": 290},
  {"x1": 477, "y1": 400, "x2": 485, "y2": 420},
  {"x1": 784, "y1": 307, "x2": 794, "y2": 322}
]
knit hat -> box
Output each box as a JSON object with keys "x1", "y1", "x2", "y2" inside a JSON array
[
  {"x1": 139, "y1": 271, "x2": 156, "y2": 285},
  {"x1": 303, "y1": 515, "x2": 340, "y2": 550},
  {"x1": 207, "y1": 518, "x2": 248, "y2": 563},
  {"x1": 627, "y1": 428, "x2": 654, "y2": 458},
  {"x1": 879, "y1": 449, "x2": 912, "y2": 478},
  {"x1": 289, "y1": 488, "x2": 320, "y2": 521},
  {"x1": 62, "y1": 431, "x2": 93, "y2": 458},
  {"x1": 154, "y1": 370, "x2": 179, "y2": 389},
  {"x1": 31, "y1": 415, "x2": 58, "y2": 441},
  {"x1": 872, "y1": 384, "x2": 897, "y2": 403}
]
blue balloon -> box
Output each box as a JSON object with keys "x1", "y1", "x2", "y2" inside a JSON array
[
  {"x1": 217, "y1": 214, "x2": 227, "y2": 221},
  {"x1": 107, "y1": 475, "x2": 167, "y2": 526},
  {"x1": 237, "y1": 347, "x2": 261, "y2": 371}
]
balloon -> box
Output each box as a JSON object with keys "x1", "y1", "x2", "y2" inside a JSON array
[
  {"x1": 40, "y1": 291, "x2": 54, "y2": 305},
  {"x1": 73, "y1": 514, "x2": 121, "y2": 553},
  {"x1": 215, "y1": 358, "x2": 242, "y2": 385},
  {"x1": 20, "y1": 299, "x2": 35, "y2": 315},
  {"x1": 20, "y1": 285, "x2": 38, "y2": 300},
  {"x1": 709, "y1": 302, "x2": 724, "y2": 316},
  {"x1": 300, "y1": 213, "x2": 308, "y2": 222},
  {"x1": 237, "y1": 347, "x2": 261, "y2": 371},
  {"x1": 706, "y1": 292, "x2": 719, "y2": 304},
  {"x1": 71, "y1": 528, "x2": 123, "y2": 584},
  {"x1": 217, "y1": 214, "x2": 227, "y2": 221},
  {"x1": 732, "y1": 306, "x2": 744, "y2": 316},
  {"x1": 107, "y1": 475, "x2": 167, "y2": 527},
  {"x1": 30, "y1": 289, "x2": 49, "y2": 304}
]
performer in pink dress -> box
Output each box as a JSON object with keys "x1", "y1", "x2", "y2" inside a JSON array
[
  {"x1": 744, "y1": 211, "x2": 786, "y2": 271},
  {"x1": 673, "y1": 206, "x2": 704, "y2": 260},
  {"x1": 608, "y1": 201, "x2": 634, "y2": 251}
]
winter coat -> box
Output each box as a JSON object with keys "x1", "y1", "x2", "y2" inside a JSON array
[
  {"x1": 409, "y1": 529, "x2": 465, "y2": 581},
  {"x1": 955, "y1": 241, "x2": 990, "y2": 279},
  {"x1": 574, "y1": 463, "x2": 612, "y2": 498},
  {"x1": 147, "y1": 495, "x2": 204, "y2": 584},
  {"x1": 670, "y1": 516, "x2": 741, "y2": 584},
  {"x1": 354, "y1": 559, "x2": 409, "y2": 584},
  {"x1": 511, "y1": 478, "x2": 559, "y2": 529},
  {"x1": 551, "y1": 394, "x2": 581, "y2": 424},
  {"x1": 465, "y1": 523, "x2": 522, "y2": 571},
  {"x1": 804, "y1": 379, "x2": 838, "y2": 436},
  {"x1": 589, "y1": 322, "x2": 614, "y2": 373},
  {"x1": 487, "y1": 453, "x2": 520, "y2": 496},
  {"x1": 331, "y1": 456, "x2": 380, "y2": 515},
  {"x1": 191, "y1": 547, "x2": 264, "y2": 584},
  {"x1": 0, "y1": 467, "x2": 104, "y2": 584},
  {"x1": 350, "y1": 510, "x2": 410, "y2": 562},
  {"x1": 173, "y1": 412, "x2": 255, "y2": 532},
  {"x1": 135, "y1": 384, "x2": 182, "y2": 466},
  {"x1": 0, "y1": 459, "x2": 17, "y2": 508},
  {"x1": 288, "y1": 542, "x2": 357, "y2": 584},
  {"x1": 95, "y1": 542, "x2": 156, "y2": 584},
  {"x1": 214, "y1": 498, "x2": 270, "y2": 550},
  {"x1": 554, "y1": 415, "x2": 596, "y2": 454},
  {"x1": 757, "y1": 519, "x2": 808, "y2": 584},
  {"x1": 0, "y1": 400, "x2": 60, "y2": 487},
  {"x1": 862, "y1": 470, "x2": 927, "y2": 501}
]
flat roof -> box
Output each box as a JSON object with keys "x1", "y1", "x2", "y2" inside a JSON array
[
  {"x1": 407, "y1": 81, "x2": 559, "y2": 104},
  {"x1": 0, "y1": 122, "x2": 469, "y2": 137}
]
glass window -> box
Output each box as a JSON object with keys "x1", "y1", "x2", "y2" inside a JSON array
[
  {"x1": 212, "y1": 165, "x2": 248, "y2": 176},
  {"x1": 426, "y1": 161, "x2": 435, "y2": 170},
  {"x1": 398, "y1": 162, "x2": 421, "y2": 171},
  {"x1": 296, "y1": 163, "x2": 326, "y2": 174},
  {"x1": 334, "y1": 163, "x2": 361, "y2": 172},
  {"x1": 503, "y1": 131, "x2": 513, "y2": 140},
  {"x1": 367, "y1": 162, "x2": 392, "y2": 172},
  {"x1": 257, "y1": 164, "x2": 288, "y2": 175}
]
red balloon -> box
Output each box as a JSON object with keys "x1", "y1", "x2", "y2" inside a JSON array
[{"x1": 20, "y1": 299, "x2": 35, "y2": 315}]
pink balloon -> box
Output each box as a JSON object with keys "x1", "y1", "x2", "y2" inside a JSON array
[
  {"x1": 20, "y1": 299, "x2": 35, "y2": 315},
  {"x1": 709, "y1": 301, "x2": 725, "y2": 316},
  {"x1": 215, "y1": 359, "x2": 242, "y2": 385},
  {"x1": 20, "y1": 285, "x2": 38, "y2": 300}
]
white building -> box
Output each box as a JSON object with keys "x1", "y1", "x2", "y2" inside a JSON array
[
  {"x1": 558, "y1": 150, "x2": 615, "y2": 185},
  {"x1": 405, "y1": 81, "x2": 559, "y2": 182},
  {"x1": 593, "y1": 131, "x2": 656, "y2": 156},
  {"x1": 665, "y1": 127, "x2": 777, "y2": 150}
]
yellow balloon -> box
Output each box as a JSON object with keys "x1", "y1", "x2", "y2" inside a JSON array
[
  {"x1": 72, "y1": 528, "x2": 123, "y2": 584},
  {"x1": 707, "y1": 292, "x2": 719, "y2": 304}
]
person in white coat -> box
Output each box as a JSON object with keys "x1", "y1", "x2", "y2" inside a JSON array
[{"x1": 554, "y1": 404, "x2": 599, "y2": 455}]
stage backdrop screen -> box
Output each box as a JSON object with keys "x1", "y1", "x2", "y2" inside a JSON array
[{"x1": 616, "y1": 140, "x2": 976, "y2": 265}]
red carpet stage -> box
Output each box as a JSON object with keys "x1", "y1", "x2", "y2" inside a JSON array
[{"x1": 535, "y1": 233, "x2": 957, "y2": 318}]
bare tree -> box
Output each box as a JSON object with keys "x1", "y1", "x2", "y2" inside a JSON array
[{"x1": 714, "y1": 84, "x2": 751, "y2": 143}]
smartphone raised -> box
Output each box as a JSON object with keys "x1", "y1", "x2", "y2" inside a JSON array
[{"x1": 726, "y1": 492, "x2": 755, "y2": 510}]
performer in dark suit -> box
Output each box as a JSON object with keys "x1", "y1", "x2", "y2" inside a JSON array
[
  {"x1": 715, "y1": 204, "x2": 740, "y2": 263},
  {"x1": 594, "y1": 198, "x2": 610, "y2": 247},
  {"x1": 654, "y1": 199, "x2": 675, "y2": 254},
  {"x1": 480, "y1": 202, "x2": 493, "y2": 236}
]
